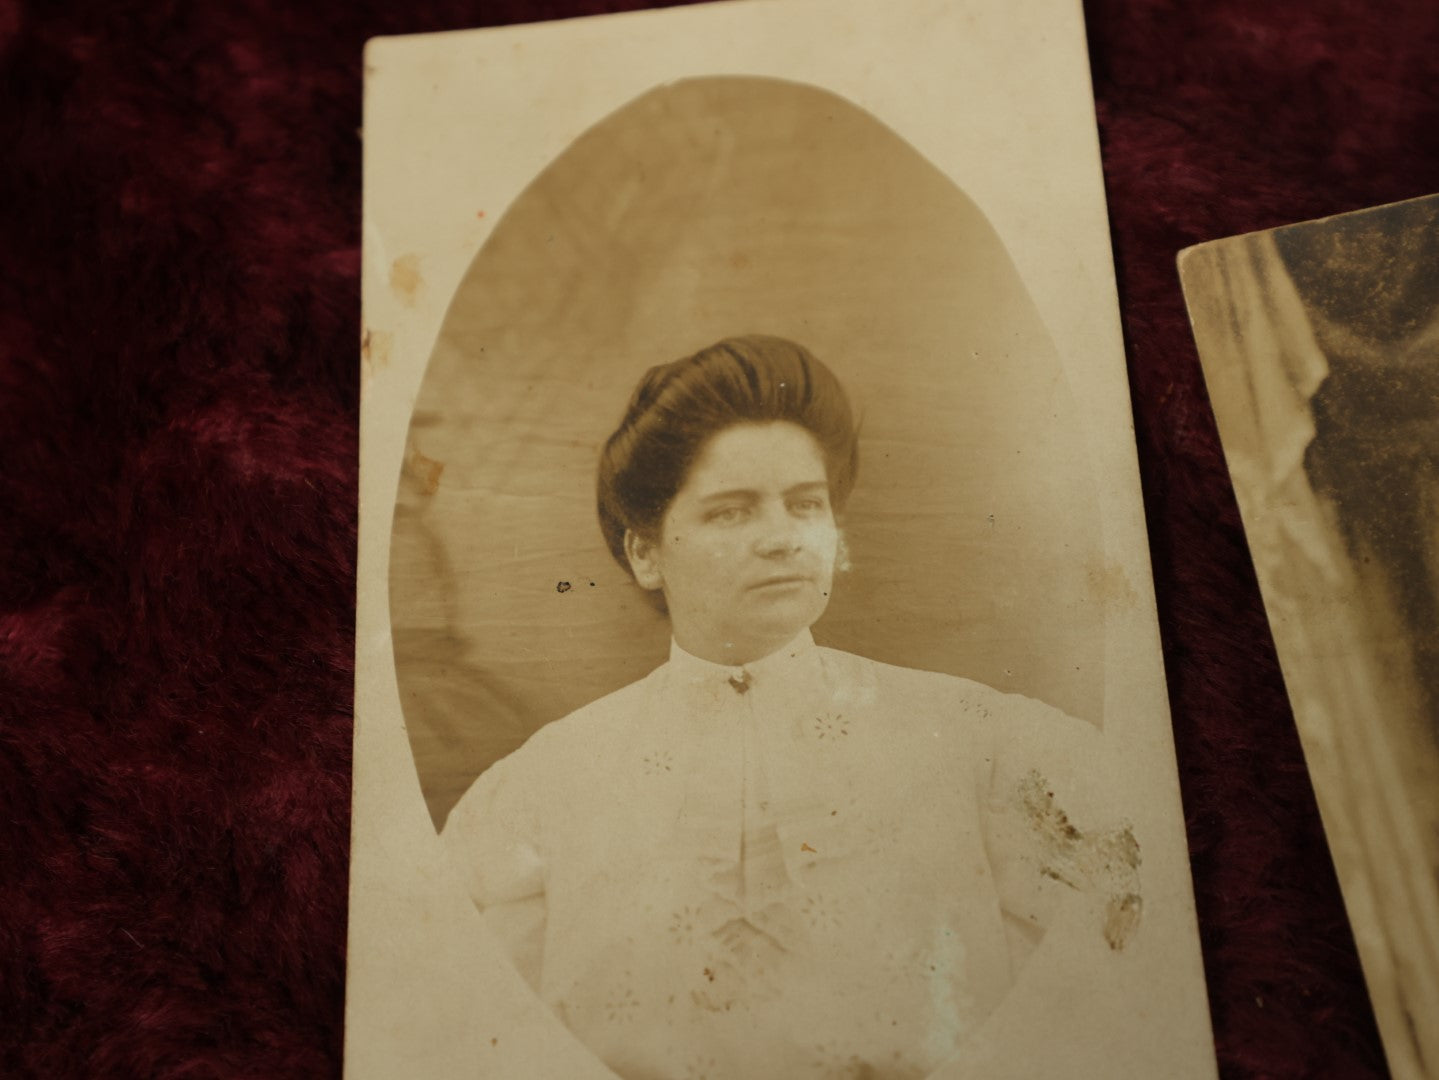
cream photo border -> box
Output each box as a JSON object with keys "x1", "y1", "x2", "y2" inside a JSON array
[{"x1": 349, "y1": 0, "x2": 1215, "y2": 1075}]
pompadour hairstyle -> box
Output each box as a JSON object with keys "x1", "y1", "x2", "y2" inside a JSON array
[{"x1": 596, "y1": 335, "x2": 859, "y2": 575}]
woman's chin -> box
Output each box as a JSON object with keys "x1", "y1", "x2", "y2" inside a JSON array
[
  {"x1": 743, "y1": 600, "x2": 829, "y2": 651},
  {"x1": 674, "y1": 589, "x2": 832, "y2": 664}
]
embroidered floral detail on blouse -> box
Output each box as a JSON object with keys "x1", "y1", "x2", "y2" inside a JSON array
[
  {"x1": 604, "y1": 981, "x2": 640, "y2": 1023},
  {"x1": 811, "y1": 712, "x2": 849, "y2": 739},
  {"x1": 813, "y1": 1038, "x2": 924, "y2": 1079},
  {"x1": 669, "y1": 905, "x2": 702, "y2": 946},
  {"x1": 861, "y1": 813, "x2": 904, "y2": 854},
  {"x1": 682, "y1": 1054, "x2": 721, "y2": 1080},
  {"x1": 877, "y1": 941, "x2": 922, "y2": 988},
  {"x1": 642, "y1": 749, "x2": 674, "y2": 774},
  {"x1": 809, "y1": 1041, "x2": 873, "y2": 1079},
  {"x1": 689, "y1": 952, "x2": 740, "y2": 1013},
  {"x1": 887, "y1": 1049, "x2": 924, "y2": 1080},
  {"x1": 704, "y1": 925, "x2": 784, "y2": 1005},
  {"x1": 958, "y1": 698, "x2": 994, "y2": 721},
  {"x1": 799, "y1": 892, "x2": 843, "y2": 933}
]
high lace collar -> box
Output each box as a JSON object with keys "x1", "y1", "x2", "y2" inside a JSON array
[{"x1": 667, "y1": 628, "x2": 818, "y2": 688}]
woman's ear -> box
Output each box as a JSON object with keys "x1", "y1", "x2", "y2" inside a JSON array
[
  {"x1": 624, "y1": 529, "x2": 664, "y2": 591},
  {"x1": 834, "y1": 527, "x2": 853, "y2": 573}
]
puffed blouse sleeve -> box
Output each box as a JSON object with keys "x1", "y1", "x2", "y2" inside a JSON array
[
  {"x1": 974, "y1": 688, "x2": 1141, "y2": 969},
  {"x1": 440, "y1": 748, "x2": 548, "y2": 990},
  {"x1": 939, "y1": 687, "x2": 1154, "y2": 1078}
]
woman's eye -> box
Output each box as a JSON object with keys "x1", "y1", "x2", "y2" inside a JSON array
[
  {"x1": 789, "y1": 497, "x2": 826, "y2": 513},
  {"x1": 707, "y1": 506, "x2": 747, "y2": 524}
]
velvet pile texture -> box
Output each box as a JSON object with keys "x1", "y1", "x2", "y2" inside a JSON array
[{"x1": 2, "y1": 1, "x2": 1435, "y2": 1077}]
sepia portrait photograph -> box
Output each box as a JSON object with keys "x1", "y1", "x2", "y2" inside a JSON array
[
  {"x1": 350, "y1": 1, "x2": 1215, "y2": 1077},
  {"x1": 1181, "y1": 193, "x2": 1439, "y2": 1080}
]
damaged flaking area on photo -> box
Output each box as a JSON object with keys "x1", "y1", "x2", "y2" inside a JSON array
[
  {"x1": 389, "y1": 253, "x2": 424, "y2": 306},
  {"x1": 1085, "y1": 559, "x2": 1141, "y2": 610},
  {"x1": 404, "y1": 441, "x2": 446, "y2": 496},
  {"x1": 1016, "y1": 770, "x2": 1143, "y2": 951},
  {"x1": 361, "y1": 326, "x2": 394, "y2": 377}
]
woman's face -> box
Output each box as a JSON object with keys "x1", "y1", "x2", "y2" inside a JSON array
[{"x1": 626, "y1": 421, "x2": 840, "y2": 666}]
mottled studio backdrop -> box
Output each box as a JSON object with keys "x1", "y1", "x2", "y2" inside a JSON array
[
  {"x1": 2, "y1": 0, "x2": 1438, "y2": 1077},
  {"x1": 390, "y1": 75, "x2": 1102, "y2": 828}
]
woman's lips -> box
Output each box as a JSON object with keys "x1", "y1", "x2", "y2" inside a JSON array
[{"x1": 749, "y1": 575, "x2": 810, "y2": 591}]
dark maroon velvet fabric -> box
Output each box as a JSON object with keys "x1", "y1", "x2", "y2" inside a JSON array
[{"x1": 2, "y1": 1, "x2": 1435, "y2": 1076}]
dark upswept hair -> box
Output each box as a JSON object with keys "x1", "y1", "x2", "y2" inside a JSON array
[{"x1": 597, "y1": 335, "x2": 860, "y2": 573}]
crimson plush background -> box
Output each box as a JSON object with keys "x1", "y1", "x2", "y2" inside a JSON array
[{"x1": 1, "y1": 1, "x2": 1436, "y2": 1077}]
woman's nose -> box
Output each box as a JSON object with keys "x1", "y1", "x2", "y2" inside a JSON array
[{"x1": 754, "y1": 507, "x2": 804, "y2": 557}]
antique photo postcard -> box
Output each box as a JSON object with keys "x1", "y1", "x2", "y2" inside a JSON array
[
  {"x1": 1181, "y1": 194, "x2": 1439, "y2": 1080},
  {"x1": 350, "y1": 0, "x2": 1216, "y2": 1076}
]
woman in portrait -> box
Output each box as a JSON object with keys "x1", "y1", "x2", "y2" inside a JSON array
[{"x1": 442, "y1": 335, "x2": 1133, "y2": 1080}]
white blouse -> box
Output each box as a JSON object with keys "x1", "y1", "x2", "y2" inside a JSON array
[{"x1": 443, "y1": 630, "x2": 1128, "y2": 1080}]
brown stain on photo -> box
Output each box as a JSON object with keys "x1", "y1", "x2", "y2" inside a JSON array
[
  {"x1": 1017, "y1": 770, "x2": 1143, "y2": 950},
  {"x1": 1086, "y1": 560, "x2": 1141, "y2": 610},
  {"x1": 1104, "y1": 893, "x2": 1144, "y2": 951},
  {"x1": 404, "y1": 442, "x2": 446, "y2": 496},
  {"x1": 361, "y1": 326, "x2": 394, "y2": 376},
  {"x1": 390, "y1": 254, "x2": 424, "y2": 306}
]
